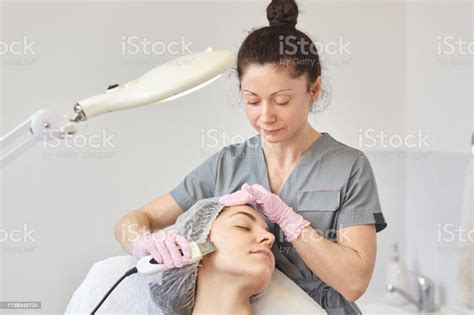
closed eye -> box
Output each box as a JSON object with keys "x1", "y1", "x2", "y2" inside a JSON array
[
  {"x1": 246, "y1": 101, "x2": 288, "y2": 106},
  {"x1": 236, "y1": 226, "x2": 250, "y2": 230}
]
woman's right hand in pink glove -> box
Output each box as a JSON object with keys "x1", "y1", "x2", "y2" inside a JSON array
[{"x1": 132, "y1": 229, "x2": 192, "y2": 268}]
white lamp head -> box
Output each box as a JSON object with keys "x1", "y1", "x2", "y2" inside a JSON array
[{"x1": 72, "y1": 47, "x2": 235, "y2": 122}]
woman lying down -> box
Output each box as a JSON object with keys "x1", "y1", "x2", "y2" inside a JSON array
[
  {"x1": 66, "y1": 197, "x2": 324, "y2": 314},
  {"x1": 146, "y1": 197, "x2": 276, "y2": 314}
]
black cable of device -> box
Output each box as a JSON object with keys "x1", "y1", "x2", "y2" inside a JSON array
[{"x1": 90, "y1": 266, "x2": 138, "y2": 314}]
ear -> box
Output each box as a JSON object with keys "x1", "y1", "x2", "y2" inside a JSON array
[{"x1": 309, "y1": 76, "x2": 322, "y2": 103}]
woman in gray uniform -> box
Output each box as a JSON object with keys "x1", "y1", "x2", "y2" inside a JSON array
[{"x1": 115, "y1": 0, "x2": 387, "y2": 313}]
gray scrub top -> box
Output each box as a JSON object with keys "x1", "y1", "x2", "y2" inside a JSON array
[{"x1": 170, "y1": 132, "x2": 387, "y2": 315}]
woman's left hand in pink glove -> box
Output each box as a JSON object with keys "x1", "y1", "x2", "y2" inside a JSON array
[{"x1": 219, "y1": 183, "x2": 311, "y2": 241}]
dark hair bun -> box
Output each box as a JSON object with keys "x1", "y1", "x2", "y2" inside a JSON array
[{"x1": 266, "y1": 0, "x2": 299, "y2": 28}]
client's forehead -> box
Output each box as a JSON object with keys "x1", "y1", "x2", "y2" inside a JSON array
[
  {"x1": 224, "y1": 204, "x2": 260, "y2": 217},
  {"x1": 221, "y1": 205, "x2": 269, "y2": 231}
]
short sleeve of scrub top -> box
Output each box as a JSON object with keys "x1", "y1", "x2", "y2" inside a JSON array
[
  {"x1": 169, "y1": 150, "x2": 221, "y2": 212},
  {"x1": 169, "y1": 132, "x2": 387, "y2": 315},
  {"x1": 337, "y1": 151, "x2": 386, "y2": 231}
]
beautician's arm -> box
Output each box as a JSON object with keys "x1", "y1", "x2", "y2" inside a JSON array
[
  {"x1": 114, "y1": 193, "x2": 184, "y2": 254},
  {"x1": 292, "y1": 224, "x2": 376, "y2": 302}
]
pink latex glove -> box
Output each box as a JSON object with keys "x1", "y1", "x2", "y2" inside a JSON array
[
  {"x1": 219, "y1": 183, "x2": 311, "y2": 241},
  {"x1": 132, "y1": 229, "x2": 192, "y2": 268}
]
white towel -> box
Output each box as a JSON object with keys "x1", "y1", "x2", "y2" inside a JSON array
[
  {"x1": 65, "y1": 255, "x2": 325, "y2": 314},
  {"x1": 65, "y1": 255, "x2": 162, "y2": 314},
  {"x1": 456, "y1": 159, "x2": 474, "y2": 310}
]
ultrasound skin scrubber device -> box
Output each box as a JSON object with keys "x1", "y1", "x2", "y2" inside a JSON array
[{"x1": 91, "y1": 241, "x2": 216, "y2": 314}]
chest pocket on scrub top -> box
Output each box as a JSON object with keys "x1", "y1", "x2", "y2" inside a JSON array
[{"x1": 297, "y1": 189, "x2": 341, "y2": 241}]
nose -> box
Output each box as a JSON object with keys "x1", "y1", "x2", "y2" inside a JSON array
[
  {"x1": 260, "y1": 103, "x2": 277, "y2": 124},
  {"x1": 259, "y1": 229, "x2": 275, "y2": 248}
]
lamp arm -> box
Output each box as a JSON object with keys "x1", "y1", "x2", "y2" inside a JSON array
[{"x1": 0, "y1": 109, "x2": 77, "y2": 168}]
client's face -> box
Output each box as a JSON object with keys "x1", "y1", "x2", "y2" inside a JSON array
[{"x1": 202, "y1": 205, "x2": 276, "y2": 293}]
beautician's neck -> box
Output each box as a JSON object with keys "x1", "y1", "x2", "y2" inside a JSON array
[
  {"x1": 262, "y1": 122, "x2": 320, "y2": 167},
  {"x1": 192, "y1": 273, "x2": 253, "y2": 315}
]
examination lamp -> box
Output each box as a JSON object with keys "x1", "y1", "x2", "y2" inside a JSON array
[{"x1": 0, "y1": 47, "x2": 236, "y2": 168}]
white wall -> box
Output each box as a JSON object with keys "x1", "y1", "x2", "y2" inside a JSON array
[
  {"x1": 403, "y1": 2, "x2": 472, "y2": 309},
  {"x1": 0, "y1": 1, "x2": 471, "y2": 313}
]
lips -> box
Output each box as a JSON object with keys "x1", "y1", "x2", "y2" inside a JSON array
[
  {"x1": 261, "y1": 127, "x2": 282, "y2": 132},
  {"x1": 250, "y1": 249, "x2": 273, "y2": 259},
  {"x1": 261, "y1": 127, "x2": 283, "y2": 135}
]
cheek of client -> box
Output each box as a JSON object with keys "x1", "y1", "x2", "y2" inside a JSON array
[{"x1": 198, "y1": 205, "x2": 276, "y2": 294}]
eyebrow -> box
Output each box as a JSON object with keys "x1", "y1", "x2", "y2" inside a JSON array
[
  {"x1": 229, "y1": 211, "x2": 270, "y2": 232},
  {"x1": 242, "y1": 89, "x2": 292, "y2": 96}
]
